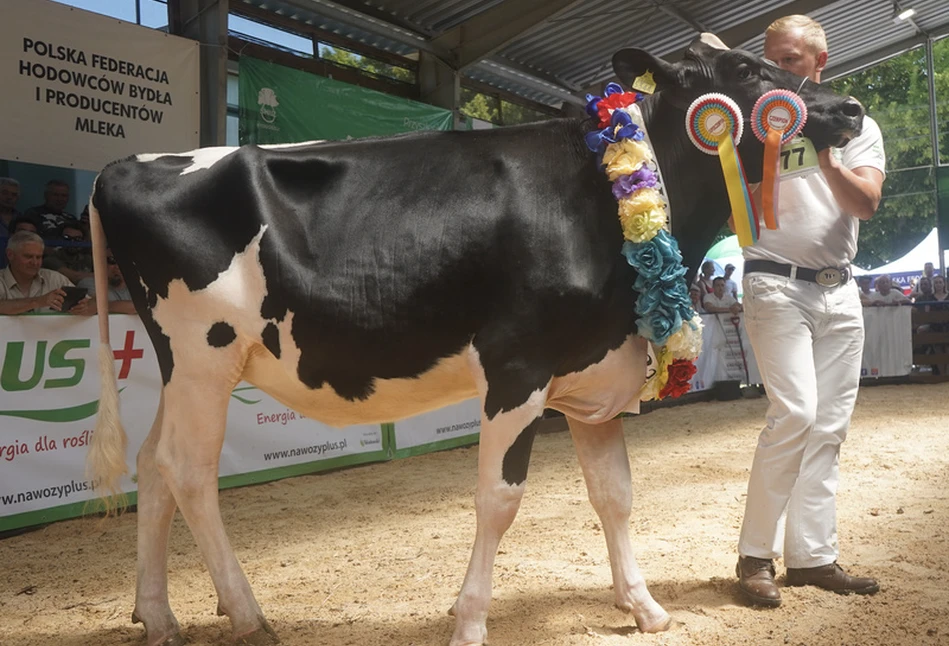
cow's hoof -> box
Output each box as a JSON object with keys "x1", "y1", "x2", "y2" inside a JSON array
[
  {"x1": 132, "y1": 611, "x2": 187, "y2": 646},
  {"x1": 235, "y1": 621, "x2": 280, "y2": 645},
  {"x1": 636, "y1": 612, "x2": 673, "y2": 634}
]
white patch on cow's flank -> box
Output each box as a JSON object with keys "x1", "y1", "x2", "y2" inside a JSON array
[{"x1": 135, "y1": 147, "x2": 240, "y2": 175}]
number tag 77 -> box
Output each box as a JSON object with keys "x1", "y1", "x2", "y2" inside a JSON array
[{"x1": 779, "y1": 136, "x2": 820, "y2": 179}]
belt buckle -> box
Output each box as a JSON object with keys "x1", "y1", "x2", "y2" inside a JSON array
[{"x1": 816, "y1": 267, "x2": 845, "y2": 287}]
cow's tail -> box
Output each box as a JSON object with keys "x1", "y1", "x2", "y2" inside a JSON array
[{"x1": 86, "y1": 186, "x2": 129, "y2": 515}]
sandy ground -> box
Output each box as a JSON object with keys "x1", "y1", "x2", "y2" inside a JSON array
[{"x1": 2, "y1": 382, "x2": 948, "y2": 646}]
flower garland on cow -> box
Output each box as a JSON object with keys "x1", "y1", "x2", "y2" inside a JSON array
[{"x1": 584, "y1": 83, "x2": 701, "y2": 401}]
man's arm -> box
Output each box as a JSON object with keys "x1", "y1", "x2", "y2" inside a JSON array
[
  {"x1": 818, "y1": 150, "x2": 884, "y2": 221},
  {"x1": 0, "y1": 296, "x2": 41, "y2": 315}
]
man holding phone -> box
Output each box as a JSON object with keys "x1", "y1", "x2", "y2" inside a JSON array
[{"x1": 0, "y1": 230, "x2": 92, "y2": 315}]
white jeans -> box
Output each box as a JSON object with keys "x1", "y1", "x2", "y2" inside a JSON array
[{"x1": 738, "y1": 272, "x2": 864, "y2": 568}]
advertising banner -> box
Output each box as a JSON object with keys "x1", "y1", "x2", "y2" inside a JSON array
[
  {"x1": 0, "y1": 0, "x2": 200, "y2": 172},
  {"x1": 0, "y1": 316, "x2": 388, "y2": 531},
  {"x1": 238, "y1": 56, "x2": 453, "y2": 144},
  {"x1": 390, "y1": 398, "x2": 481, "y2": 459}
]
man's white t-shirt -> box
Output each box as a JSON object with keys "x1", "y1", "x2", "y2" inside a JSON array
[
  {"x1": 744, "y1": 116, "x2": 886, "y2": 269},
  {"x1": 704, "y1": 292, "x2": 738, "y2": 310}
]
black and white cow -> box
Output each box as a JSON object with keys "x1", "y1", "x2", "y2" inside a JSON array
[{"x1": 87, "y1": 36, "x2": 863, "y2": 646}]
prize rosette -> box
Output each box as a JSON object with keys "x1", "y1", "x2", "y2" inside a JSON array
[
  {"x1": 686, "y1": 93, "x2": 743, "y2": 155},
  {"x1": 751, "y1": 90, "x2": 807, "y2": 230},
  {"x1": 685, "y1": 93, "x2": 758, "y2": 246}
]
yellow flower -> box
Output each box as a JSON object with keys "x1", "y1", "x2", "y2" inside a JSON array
[
  {"x1": 602, "y1": 139, "x2": 652, "y2": 180},
  {"x1": 618, "y1": 189, "x2": 666, "y2": 242},
  {"x1": 639, "y1": 345, "x2": 672, "y2": 402}
]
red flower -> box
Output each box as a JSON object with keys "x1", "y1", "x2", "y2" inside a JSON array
[
  {"x1": 597, "y1": 92, "x2": 640, "y2": 128},
  {"x1": 659, "y1": 359, "x2": 697, "y2": 399}
]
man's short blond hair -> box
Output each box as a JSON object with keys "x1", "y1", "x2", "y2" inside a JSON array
[{"x1": 766, "y1": 15, "x2": 827, "y2": 55}]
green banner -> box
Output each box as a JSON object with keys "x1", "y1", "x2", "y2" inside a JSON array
[{"x1": 238, "y1": 56, "x2": 453, "y2": 144}]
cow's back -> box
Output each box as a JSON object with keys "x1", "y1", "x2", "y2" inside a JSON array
[{"x1": 93, "y1": 119, "x2": 638, "y2": 423}]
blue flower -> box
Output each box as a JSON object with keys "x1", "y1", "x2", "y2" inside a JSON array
[
  {"x1": 622, "y1": 240, "x2": 663, "y2": 280},
  {"x1": 639, "y1": 302, "x2": 684, "y2": 346},
  {"x1": 651, "y1": 230, "x2": 683, "y2": 264},
  {"x1": 603, "y1": 82, "x2": 624, "y2": 96},
  {"x1": 584, "y1": 110, "x2": 644, "y2": 154},
  {"x1": 585, "y1": 93, "x2": 602, "y2": 120}
]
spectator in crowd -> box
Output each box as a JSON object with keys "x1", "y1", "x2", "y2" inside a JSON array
[
  {"x1": 23, "y1": 179, "x2": 75, "y2": 238},
  {"x1": 0, "y1": 177, "x2": 20, "y2": 236},
  {"x1": 923, "y1": 262, "x2": 935, "y2": 280},
  {"x1": 690, "y1": 284, "x2": 705, "y2": 314},
  {"x1": 724, "y1": 263, "x2": 739, "y2": 299},
  {"x1": 77, "y1": 248, "x2": 135, "y2": 314},
  {"x1": 43, "y1": 223, "x2": 93, "y2": 284},
  {"x1": 0, "y1": 231, "x2": 92, "y2": 315},
  {"x1": 910, "y1": 276, "x2": 936, "y2": 303},
  {"x1": 933, "y1": 275, "x2": 948, "y2": 302},
  {"x1": 695, "y1": 260, "x2": 716, "y2": 294},
  {"x1": 870, "y1": 275, "x2": 909, "y2": 305},
  {"x1": 857, "y1": 275, "x2": 873, "y2": 306},
  {"x1": 703, "y1": 276, "x2": 742, "y2": 314},
  {"x1": 10, "y1": 214, "x2": 41, "y2": 234},
  {"x1": 0, "y1": 178, "x2": 22, "y2": 270}
]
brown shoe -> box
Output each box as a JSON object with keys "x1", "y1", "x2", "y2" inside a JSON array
[
  {"x1": 785, "y1": 562, "x2": 879, "y2": 595},
  {"x1": 736, "y1": 556, "x2": 782, "y2": 607}
]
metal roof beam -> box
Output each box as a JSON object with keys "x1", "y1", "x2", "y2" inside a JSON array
[
  {"x1": 824, "y1": 20, "x2": 949, "y2": 81},
  {"x1": 653, "y1": 1, "x2": 709, "y2": 34},
  {"x1": 430, "y1": 0, "x2": 585, "y2": 71},
  {"x1": 684, "y1": 0, "x2": 843, "y2": 55}
]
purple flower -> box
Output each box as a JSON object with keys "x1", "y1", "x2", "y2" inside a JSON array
[{"x1": 612, "y1": 167, "x2": 659, "y2": 200}]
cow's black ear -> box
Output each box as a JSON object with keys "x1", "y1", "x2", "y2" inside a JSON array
[{"x1": 612, "y1": 49, "x2": 678, "y2": 93}]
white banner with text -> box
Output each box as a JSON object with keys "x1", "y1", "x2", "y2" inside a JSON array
[{"x1": 0, "y1": 0, "x2": 200, "y2": 172}]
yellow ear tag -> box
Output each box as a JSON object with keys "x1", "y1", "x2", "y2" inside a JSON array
[{"x1": 632, "y1": 70, "x2": 656, "y2": 94}]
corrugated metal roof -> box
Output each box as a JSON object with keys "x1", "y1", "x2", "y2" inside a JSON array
[{"x1": 235, "y1": 0, "x2": 949, "y2": 107}]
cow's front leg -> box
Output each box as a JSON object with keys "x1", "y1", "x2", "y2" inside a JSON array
[
  {"x1": 567, "y1": 416, "x2": 671, "y2": 633},
  {"x1": 450, "y1": 409, "x2": 543, "y2": 646}
]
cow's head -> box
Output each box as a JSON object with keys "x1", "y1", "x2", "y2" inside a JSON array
[{"x1": 612, "y1": 34, "x2": 864, "y2": 182}]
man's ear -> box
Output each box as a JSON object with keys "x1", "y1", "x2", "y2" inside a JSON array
[{"x1": 612, "y1": 49, "x2": 678, "y2": 92}]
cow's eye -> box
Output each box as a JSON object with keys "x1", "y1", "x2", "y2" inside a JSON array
[{"x1": 737, "y1": 65, "x2": 753, "y2": 80}]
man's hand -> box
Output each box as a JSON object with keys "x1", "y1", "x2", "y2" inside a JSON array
[
  {"x1": 729, "y1": 302, "x2": 743, "y2": 315},
  {"x1": 38, "y1": 288, "x2": 66, "y2": 311},
  {"x1": 67, "y1": 296, "x2": 96, "y2": 316}
]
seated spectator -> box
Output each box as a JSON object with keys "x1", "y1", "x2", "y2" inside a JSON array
[
  {"x1": 910, "y1": 276, "x2": 936, "y2": 303},
  {"x1": 933, "y1": 275, "x2": 948, "y2": 302},
  {"x1": 77, "y1": 248, "x2": 135, "y2": 314},
  {"x1": 690, "y1": 284, "x2": 705, "y2": 314},
  {"x1": 10, "y1": 214, "x2": 42, "y2": 235},
  {"x1": 857, "y1": 275, "x2": 873, "y2": 306},
  {"x1": 0, "y1": 231, "x2": 93, "y2": 315},
  {"x1": 703, "y1": 276, "x2": 742, "y2": 314},
  {"x1": 869, "y1": 274, "x2": 909, "y2": 306},
  {"x1": 23, "y1": 179, "x2": 76, "y2": 239},
  {"x1": 43, "y1": 223, "x2": 93, "y2": 284}
]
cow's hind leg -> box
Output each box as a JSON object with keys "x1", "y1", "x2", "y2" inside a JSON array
[
  {"x1": 567, "y1": 416, "x2": 671, "y2": 633},
  {"x1": 132, "y1": 391, "x2": 186, "y2": 646},
  {"x1": 156, "y1": 355, "x2": 278, "y2": 645},
  {"x1": 449, "y1": 387, "x2": 546, "y2": 646}
]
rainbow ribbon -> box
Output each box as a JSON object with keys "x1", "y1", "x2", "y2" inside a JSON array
[
  {"x1": 751, "y1": 90, "x2": 808, "y2": 230},
  {"x1": 686, "y1": 93, "x2": 758, "y2": 247}
]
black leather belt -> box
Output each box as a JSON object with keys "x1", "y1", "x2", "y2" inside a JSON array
[{"x1": 744, "y1": 259, "x2": 852, "y2": 287}]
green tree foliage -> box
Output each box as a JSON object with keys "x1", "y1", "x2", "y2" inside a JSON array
[
  {"x1": 318, "y1": 45, "x2": 414, "y2": 83},
  {"x1": 830, "y1": 38, "x2": 949, "y2": 268}
]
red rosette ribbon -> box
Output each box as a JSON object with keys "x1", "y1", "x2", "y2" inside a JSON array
[
  {"x1": 597, "y1": 92, "x2": 641, "y2": 128},
  {"x1": 659, "y1": 359, "x2": 697, "y2": 399}
]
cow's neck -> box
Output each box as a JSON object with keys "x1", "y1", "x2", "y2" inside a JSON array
[{"x1": 638, "y1": 94, "x2": 733, "y2": 284}]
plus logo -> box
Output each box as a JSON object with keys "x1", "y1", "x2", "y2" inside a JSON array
[{"x1": 112, "y1": 330, "x2": 144, "y2": 379}]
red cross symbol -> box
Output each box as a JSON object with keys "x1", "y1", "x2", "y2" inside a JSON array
[{"x1": 113, "y1": 330, "x2": 144, "y2": 379}]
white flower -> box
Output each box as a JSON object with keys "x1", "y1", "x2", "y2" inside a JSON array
[{"x1": 666, "y1": 315, "x2": 704, "y2": 360}]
